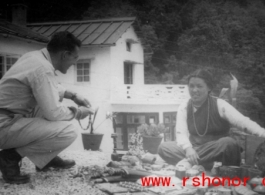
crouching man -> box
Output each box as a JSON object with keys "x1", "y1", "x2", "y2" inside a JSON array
[{"x1": 0, "y1": 31, "x2": 93, "y2": 184}]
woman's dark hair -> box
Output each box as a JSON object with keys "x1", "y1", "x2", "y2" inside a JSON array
[
  {"x1": 188, "y1": 69, "x2": 215, "y2": 90},
  {"x1": 47, "y1": 31, "x2": 81, "y2": 53}
]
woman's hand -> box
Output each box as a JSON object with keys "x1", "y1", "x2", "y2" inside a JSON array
[{"x1": 185, "y1": 147, "x2": 200, "y2": 165}]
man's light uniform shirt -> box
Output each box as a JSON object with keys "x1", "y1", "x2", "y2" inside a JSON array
[{"x1": 0, "y1": 48, "x2": 74, "y2": 126}]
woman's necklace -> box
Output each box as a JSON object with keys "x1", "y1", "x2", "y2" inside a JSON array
[{"x1": 191, "y1": 98, "x2": 210, "y2": 137}]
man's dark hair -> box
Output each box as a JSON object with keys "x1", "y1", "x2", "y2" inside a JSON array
[
  {"x1": 47, "y1": 31, "x2": 81, "y2": 53},
  {"x1": 188, "y1": 69, "x2": 215, "y2": 90}
]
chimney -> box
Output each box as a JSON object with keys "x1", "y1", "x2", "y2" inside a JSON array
[{"x1": 11, "y1": 4, "x2": 27, "y2": 27}]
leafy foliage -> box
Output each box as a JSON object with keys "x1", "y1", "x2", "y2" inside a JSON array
[
  {"x1": 127, "y1": 132, "x2": 145, "y2": 158},
  {"x1": 176, "y1": 0, "x2": 265, "y2": 126},
  {"x1": 137, "y1": 123, "x2": 168, "y2": 137},
  {"x1": 83, "y1": 0, "x2": 136, "y2": 19}
]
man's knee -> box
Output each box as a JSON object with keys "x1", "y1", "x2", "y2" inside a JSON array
[
  {"x1": 69, "y1": 125, "x2": 78, "y2": 141},
  {"x1": 60, "y1": 122, "x2": 78, "y2": 142}
]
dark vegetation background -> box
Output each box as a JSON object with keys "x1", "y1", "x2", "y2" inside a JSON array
[{"x1": 1, "y1": 0, "x2": 265, "y2": 127}]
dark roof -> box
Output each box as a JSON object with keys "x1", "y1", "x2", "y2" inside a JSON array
[
  {"x1": 27, "y1": 17, "x2": 136, "y2": 46},
  {"x1": 0, "y1": 19, "x2": 49, "y2": 43}
]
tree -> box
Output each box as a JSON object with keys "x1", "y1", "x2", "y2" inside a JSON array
[
  {"x1": 82, "y1": 0, "x2": 191, "y2": 83},
  {"x1": 176, "y1": 0, "x2": 265, "y2": 121},
  {"x1": 83, "y1": 0, "x2": 136, "y2": 19}
]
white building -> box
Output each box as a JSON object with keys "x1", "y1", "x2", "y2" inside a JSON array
[{"x1": 0, "y1": 10, "x2": 189, "y2": 153}]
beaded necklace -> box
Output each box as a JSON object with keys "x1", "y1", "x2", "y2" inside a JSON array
[{"x1": 191, "y1": 97, "x2": 210, "y2": 137}]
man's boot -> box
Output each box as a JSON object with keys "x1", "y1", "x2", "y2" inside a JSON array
[
  {"x1": 36, "y1": 156, "x2": 75, "y2": 172},
  {"x1": 0, "y1": 149, "x2": 30, "y2": 184}
]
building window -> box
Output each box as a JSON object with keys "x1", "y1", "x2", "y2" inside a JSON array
[
  {"x1": 126, "y1": 41, "x2": 131, "y2": 52},
  {"x1": 76, "y1": 60, "x2": 90, "y2": 82},
  {"x1": 124, "y1": 62, "x2": 133, "y2": 84},
  {"x1": 0, "y1": 54, "x2": 19, "y2": 79}
]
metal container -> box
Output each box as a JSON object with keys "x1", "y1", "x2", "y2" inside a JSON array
[{"x1": 175, "y1": 166, "x2": 186, "y2": 179}]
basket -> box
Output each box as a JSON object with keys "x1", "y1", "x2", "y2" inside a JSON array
[{"x1": 219, "y1": 166, "x2": 241, "y2": 179}]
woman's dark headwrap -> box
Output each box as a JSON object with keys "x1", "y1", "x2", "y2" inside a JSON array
[{"x1": 188, "y1": 69, "x2": 215, "y2": 90}]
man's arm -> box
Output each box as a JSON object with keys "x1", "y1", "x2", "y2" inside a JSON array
[
  {"x1": 64, "y1": 89, "x2": 91, "y2": 107},
  {"x1": 30, "y1": 68, "x2": 75, "y2": 121},
  {"x1": 64, "y1": 90, "x2": 76, "y2": 100}
]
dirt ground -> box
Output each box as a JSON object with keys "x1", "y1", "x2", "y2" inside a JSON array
[{"x1": 0, "y1": 150, "x2": 112, "y2": 195}]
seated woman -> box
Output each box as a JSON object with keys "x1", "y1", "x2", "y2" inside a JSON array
[{"x1": 158, "y1": 69, "x2": 265, "y2": 169}]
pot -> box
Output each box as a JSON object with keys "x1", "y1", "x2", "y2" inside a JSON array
[
  {"x1": 111, "y1": 153, "x2": 124, "y2": 161},
  {"x1": 142, "y1": 136, "x2": 162, "y2": 154},
  {"x1": 81, "y1": 133, "x2": 103, "y2": 151}
]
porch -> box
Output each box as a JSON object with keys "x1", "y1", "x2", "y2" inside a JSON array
[
  {"x1": 110, "y1": 84, "x2": 189, "y2": 152},
  {"x1": 111, "y1": 84, "x2": 189, "y2": 105}
]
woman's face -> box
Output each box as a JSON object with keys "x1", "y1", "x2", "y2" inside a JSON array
[{"x1": 188, "y1": 77, "x2": 210, "y2": 105}]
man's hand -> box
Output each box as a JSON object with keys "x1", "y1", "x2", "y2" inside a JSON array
[
  {"x1": 185, "y1": 147, "x2": 200, "y2": 165},
  {"x1": 77, "y1": 106, "x2": 95, "y2": 120},
  {"x1": 72, "y1": 94, "x2": 91, "y2": 107}
]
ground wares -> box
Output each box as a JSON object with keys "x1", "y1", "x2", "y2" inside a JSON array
[
  {"x1": 240, "y1": 165, "x2": 252, "y2": 180},
  {"x1": 81, "y1": 133, "x2": 103, "y2": 151},
  {"x1": 248, "y1": 168, "x2": 263, "y2": 180},
  {"x1": 219, "y1": 166, "x2": 242, "y2": 179}
]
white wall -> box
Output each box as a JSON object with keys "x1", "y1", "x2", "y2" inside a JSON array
[
  {"x1": 57, "y1": 46, "x2": 115, "y2": 153},
  {"x1": 110, "y1": 26, "x2": 144, "y2": 87},
  {"x1": 60, "y1": 27, "x2": 146, "y2": 153},
  {"x1": 57, "y1": 46, "x2": 112, "y2": 103}
]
